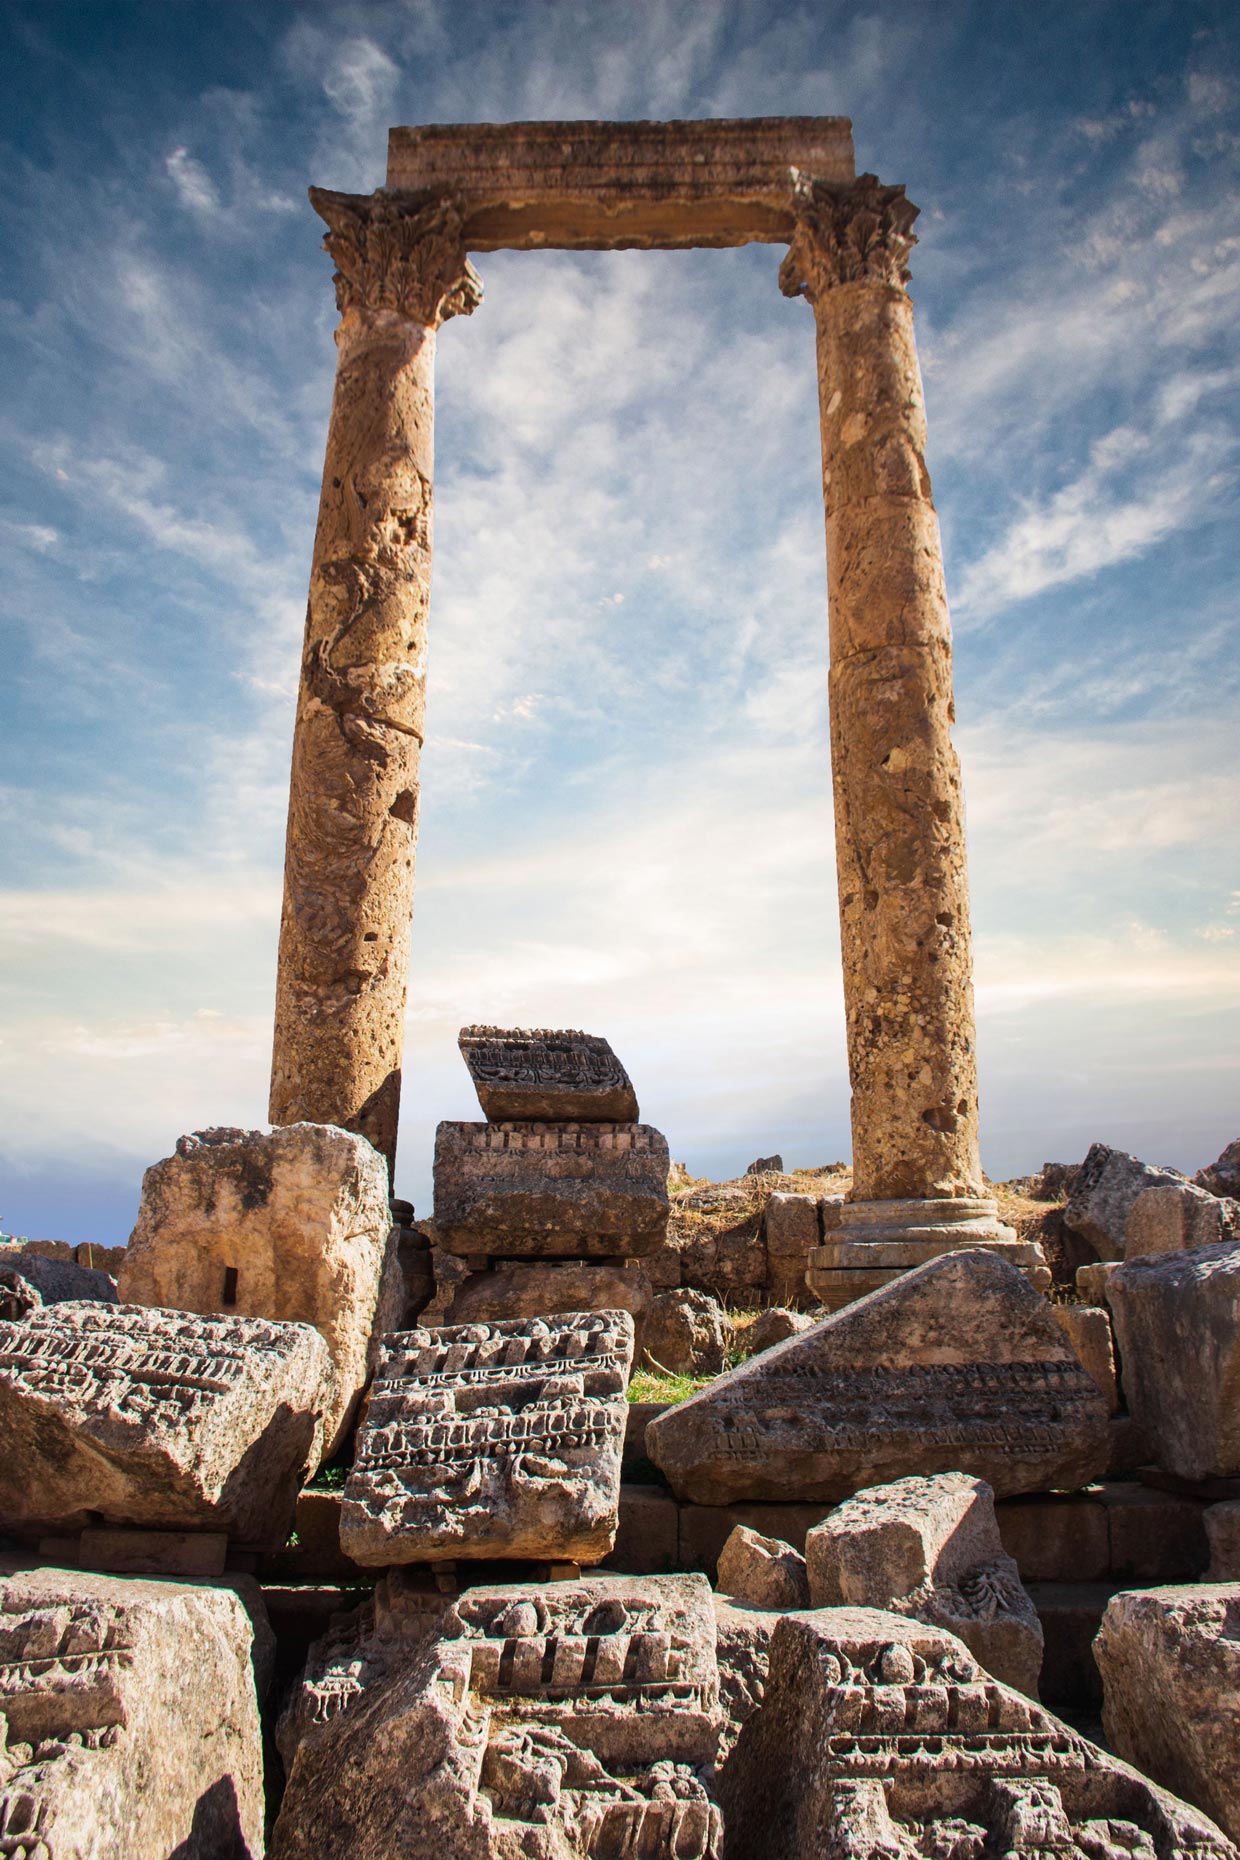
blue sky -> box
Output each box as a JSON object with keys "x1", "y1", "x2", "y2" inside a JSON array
[{"x1": 2, "y1": 0, "x2": 1238, "y2": 1243}]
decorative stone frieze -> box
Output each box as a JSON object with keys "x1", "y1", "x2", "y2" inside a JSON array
[
  {"x1": 339, "y1": 1311, "x2": 634, "y2": 1563},
  {"x1": 647, "y1": 1250, "x2": 1108, "y2": 1505},
  {"x1": 0, "y1": 1300, "x2": 329, "y2": 1545},
  {"x1": 272, "y1": 1572, "x2": 722, "y2": 1859},
  {"x1": 0, "y1": 1564, "x2": 266, "y2": 1860},
  {"x1": 434, "y1": 1119, "x2": 670, "y2": 1256},
  {"x1": 459, "y1": 1025, "x2": 639, "y2": 1123},
  {"x1": 719, "y1": 1608, "x2": 1237, "y2": 1860}
]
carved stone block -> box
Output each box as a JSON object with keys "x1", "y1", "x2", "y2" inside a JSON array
[
  {"x1": 118, "y1": 1122, "x2": 395, "y2": 1456},
  {"x1": 433, "y1": 1120, "x2": 670, "y2": 1257},
  {"x1": 716, "y1": 1526, "x2": 810, "y2": 1611},
  {"x1": 647, "y1": 1249, "x2": 1109, "y2": 1505},
  {"x1": 1108, "y1": 1242, "x2": 1240, "y2": 1478},
  {"x1": 719, "y1": 1607, "x2": 1238, "y2": 1860},
  {"x1": 445, "y1": 1261, "x2": 652, "y2": 1336},
  {"x1": 340, "y1": 1312, "x2": 635, "y2": 1565},
  {"x1": 0, "y1": 1300, "x2": 330, "y2": 1545},
  {"x1": 272, "y1": 1571, "x2": 722, "y2": 1859},
  {"x1": 1097, "y1": 1584, "x2": 1240, "y2": 1842},
  {"x1": 0, "y1": 1562, "x2": 265, "y2": 1858},
  {"x1": 459, "y1": 1025, "x2": 638, "y2": 1122},
  {"x1": 805, "y1": 1472, "x2": 1043, "y2": 1695}
]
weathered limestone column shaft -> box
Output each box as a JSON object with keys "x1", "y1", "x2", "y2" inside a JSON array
[
  {"x1": 270, "y1": 188, "x2": 481, "y2": 1171},
  {"x1": 781, "y1": 174, "x2": 985, "y2": 1204}
]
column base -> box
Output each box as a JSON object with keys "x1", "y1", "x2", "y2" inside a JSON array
[{"x1": 806, "y1": 1196, "x2": 1050, "y2": 1313}]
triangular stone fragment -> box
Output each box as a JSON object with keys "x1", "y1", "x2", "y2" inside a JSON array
[{"x1": 647, "y1": 1249, "x2": 1109, "y2": 1504}]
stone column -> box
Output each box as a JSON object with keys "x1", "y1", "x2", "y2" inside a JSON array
[
  {"x1": 779, "y1": 174, "x2": 1040, "y2": 1308},
  {"x1": 269, "y1": 188, "x2": 482, "y2": 1174}
]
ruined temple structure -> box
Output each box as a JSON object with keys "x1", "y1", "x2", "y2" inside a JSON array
[{"x1": 267, "y1": 116, "x2": 1043, "y2": 1298}]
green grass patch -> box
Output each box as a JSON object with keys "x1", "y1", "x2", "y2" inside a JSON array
[{"x1": 627, "y1": 1368, "x2": 710, "y2": 1405}]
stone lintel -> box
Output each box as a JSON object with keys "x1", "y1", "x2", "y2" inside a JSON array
[{"x1": 385, "y1": 116, "x2": 855, "y2": 249}]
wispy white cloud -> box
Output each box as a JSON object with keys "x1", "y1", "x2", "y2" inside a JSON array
[{"x1": 165, "y1": 146, "x2": 220, "y2": 216}]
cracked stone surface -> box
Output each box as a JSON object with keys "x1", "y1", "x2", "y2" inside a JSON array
[
  {"x1": 0, "y1": 1562, "x2": 265, "y2": 1859},
  {"x1": 804, "y1": 1472, "x2": 1043, "y2": 1694},
  {"x1": 340, "y1": 1312, "x2": 634, "y2": 1564},
  {"x1": 719, "y1": 1606, "x2": 1238, "y2": 1860},
  {"x1": 119, "y1": 1122, "x2": 396, "y2": 1457},
  {"x1": 647, "y1": 1250, "x2": 1109, "y2": 1505},
  {"x1": 1097, "y1": 1584, "x2": 1240, "y2": 1844},
  {"x1": 0, "y1": 1300, "x2": 329, "y2": 1545},
  {"x1": 272, "y1": 1572, "x2": 722, "y2": 1860}
]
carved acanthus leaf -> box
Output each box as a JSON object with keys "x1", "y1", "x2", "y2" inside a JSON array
[
  {"x1": 779, "y1": 171, "x2": 919, "y2": 302},
  {"x1": 309, "y1": 187, "x2": 483, "y2": 327}
]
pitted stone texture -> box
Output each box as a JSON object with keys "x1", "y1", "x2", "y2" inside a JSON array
[
  {"x1": 459, "y1": 1026, "x2": 638, "y2": 1123},
  {"x1": 1108, "y1": 1243, "x2": 1240, "y2": 1479},
  {"x1": 434, "y1": 1120, "x2": 670, "y2": 1257},
  {"x1": 1126, "y1": 1182, "x2": 1240, "y2": 1257},
  {"x1": 269, "y1": 189, "x2": 481, "y2": 1169},
  {"x1": 445, "y1": 1262, "x2": 652, "y2": 1334},
  {"x1": 1052, "y1": 1303, "x2": 1120, "y2": 1414},
  {"x1": 1065, "y1": 1143, "x2": 1190, "y2": 1261},
  {"x1": 0, "y1": 1562, "x2": 264, "y2": 1859},
  {"x1": 1198, "y1": 1140, "x2": 1240, "y2": 1200},
  {"x1": 0, "y1": 1242, "x2": 117, "y2": 1314},
  {"x1": 764, "y1": 1193, "x2": 819, "y2": 1300},
  {"x1": 808, "y1": 1197, "x2": 1045, "y2": 1310},
  {"x1": 387, "y1": 116, "x2": 855, "y2": 249},
  {"x1": 805, "y1": 1472, "x2": 1042, "y2": 1694},
  {"x1": 642, "y1": 1289, "x2": 729, "y2": 1377},
  {"x1": 1097, "y1": 1584, "x2": 1240, "y2": 1841},
  {"x1": 719, "y1": 1606, "x2": 1237, "y2": 1860},
  {"x1": 716, "y1": 1527, "x2": 810, "y2": 1611},
  {"x1": 272, "y1": 1572, "x2": 722, "y2": 1860},
  {"x1": 781, "y1": 180, "x2": 985, "y2": 1205},
  {"x1": 743, "y1": 1307, "x2": 816, "y2": 1355},
  {"x1": 647, "y1": 1250, "x2": 1109, "y2": 1505},
  {"x1": 119, "y1": 1121, "x2": 393, "y2": 1456},
  {"x1": 1206, "y1": 1503, "x2": 1240, "y2": 1580},
  {"x1": 340, "y1": 1312, "x2": 634, "y2": 1564},
  {"x1": 0, "y1": 1301, "x2": 329, "y2": 1545}
]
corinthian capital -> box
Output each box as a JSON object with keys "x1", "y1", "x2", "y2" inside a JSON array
[
  {"x1": 779, "y1": 172, "x2": 919, "y2": 303},
  {"x1": 309, "y1": 187, "x2": 484, "y2": 327}
]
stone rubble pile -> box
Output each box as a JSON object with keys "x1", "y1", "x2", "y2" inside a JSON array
[
  {"x1": 4, "y1": 1108, "x2": 1240, "y2": 1857},
  {"x1": 433, "y1": 1027, "x2": 668, "y2": 1337}
]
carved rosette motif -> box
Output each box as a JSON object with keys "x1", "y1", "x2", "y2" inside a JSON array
[
  {"x1": 309, "y1": 186, "x2": 483, "y2": 327},
  {"x1": 779, "y1": 170, "x2": 920, "y2": 303}
]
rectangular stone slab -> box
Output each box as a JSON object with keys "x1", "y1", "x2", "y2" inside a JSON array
[
  {"x1": 0, "y1": 1300, "x2": 330, "y2": 1546},
  {"x1": 459, "y1": 1024, "x2": 639, "y2": 1122},
  {"x1": 339, "y1": 1311, "x2": 635, "y2": 1564},
  {"x1": 385, "y1": 116, "x2": 856, "y2": 249},
  {"x1": 0, "y1": 1562, "x2": 265, "y2": 1860},
  {"x1": 647, "y1": 1248, "x2": 1110, "y2": 1505},
  {"x1": 434, "y1": 1120, "x2": 670, "y2": 1256}
]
